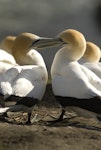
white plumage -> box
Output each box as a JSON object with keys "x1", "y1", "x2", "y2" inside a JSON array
[
  {"x1": 50, "y1": 29, "x2": 101, "y2": 122},
  {"x1": 51, "y1": 30, "x2": 101, "y2": 98},
  {"x1": 51, "y1": 61, "x2": 101, "y2": 98},
  {"x1": 28, "y1": 29, "x2": 101, "y2": 122},
  {"x1": 0, "y1": 33, "x2": 48, "y2": 124},
  {"x1": 0, "y1": 49, "x2": 17, "y2": 73},
  {"x1": 0, "y1": 36, "x2": 17, "y2": 74}
]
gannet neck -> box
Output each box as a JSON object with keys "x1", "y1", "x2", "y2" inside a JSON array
[
  {"x1": 0, "y1": 36, "x2": 16, "y2": 54},
  {"x1": 58, "y1": 29, "x2": 86, "y2": 61},
  {"x1": 81, "y1": 42, "x2": 101, "y2": 63},
  {"x1": 12, "y1": 33, "x2": 40, "y2": 65},
  {"x1": 51, "y1": 29, "x2": 87, "y2": 76},
  {"x1": 27, "y1": 49, "x2": 47, "y2": 68},
  {"x1": 51, "y1": 48, "x2": 77, "y2": 76}
]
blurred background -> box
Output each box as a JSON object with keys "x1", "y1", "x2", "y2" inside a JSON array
[{"x1": 0, "y1": 0, "x2": 101, "y2": 71}]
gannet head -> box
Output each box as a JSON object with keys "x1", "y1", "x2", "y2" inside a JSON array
[
  {"x1": 57, "y1": 29, "x2": 86, "y2": 61},
  {"x1": 31, "y1": 29, "x2": 86, "y2": 61},
  {"x1": 11, "y1": 33, "x2": 40, "y2": 64},
  {"x1": 11, "y1": 32, "x2": 52, "y2": 65},
  {"x1": 0, "y1": 35, "x2": 16, "y2": 54},
  {"x1": 12, "y1": 32, "x2": 39, "y2": 52},
  {"x1": 82, "y1": 42, "x2": 101, "y2": 63}
]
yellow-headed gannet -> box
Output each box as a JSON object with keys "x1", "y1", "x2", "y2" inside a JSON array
[
  {"x1": 0, "y1": 33, "x2": 48, "y2": 124},
  {"x1": 31, "y1": 29, "x2": 101, "y2": 123}
]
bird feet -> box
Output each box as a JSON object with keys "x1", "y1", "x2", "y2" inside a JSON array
[
  {"x1": 47, "y1": 109, "x2": 65, "y2": 123},
  {"x1": 25, "y1": 113, "x2": 38, "y2": 125}
]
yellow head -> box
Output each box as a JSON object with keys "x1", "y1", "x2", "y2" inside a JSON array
[
  {"x1": 83, "y1": 42, "x2": 101, "y2": 63},
  {"x1": 0, "y1": 35, "x2": 16, "y2": 53},
  {"x1": 57, "y1": 29, "x2": 86, "y2": 61},
  {"x1": 12, "y1": 32, "x2": 39, "y2": 64}
]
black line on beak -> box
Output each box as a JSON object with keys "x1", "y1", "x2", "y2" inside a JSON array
[{"x1": 30, "y1": 39, "x2": 40, "y2": 47}]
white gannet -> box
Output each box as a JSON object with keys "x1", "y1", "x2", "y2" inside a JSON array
[
  {"x1": 79, "y1": 42, "x2": 101, "y2": 79},
  {"x1": 0, "y1": 33, "x2": 48, "y2": 124},
  {"x1": 33, "y1": 29, "x2": 101, "y2": 122},
  {"x1": 0, "y1": 35, "x2": 17, "y2": 74}
]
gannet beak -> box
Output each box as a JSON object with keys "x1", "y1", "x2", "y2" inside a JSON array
[{"x1": 31, "y1": 37, "x2": 65, "y2": 49}]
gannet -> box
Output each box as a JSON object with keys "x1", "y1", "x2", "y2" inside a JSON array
[
  {"x1": 79, "y1": 42, "x2": 101, "y2": 79},
  {"x1": 0, "y1": 35, "x2": 16, "y2": 54},
  {"x1": 0, "y1": 35, "x2": 17, "y2": 73},
  {"x1": 31, "y1": 29, "x2": 101, "y2": 122},
  {"x1": 0, "y1": 33, "x2": 48, "y2": 124}
]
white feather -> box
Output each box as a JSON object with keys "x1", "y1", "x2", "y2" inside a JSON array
[
  {"x1": 80, "y1": 62, "x2": 101, "y2": 79},
  {"x1": 0, "y1": 50, "x2": 48, "y2": 101},
  {"x1": 0, "y1": 49, "x2": 16, "y2": 64},
  {"x1": 0, "y1": 49, "x2": 17, "y2": 74},
  {"x1": 51, "y1": 49, "x2": 101, "y2": 99},
  {"x1": 0, "y1": 66, "x2": 22, "y2": 97},
  {"x1": 12, "y1": 65, "x2": 47, "y2": 100}
]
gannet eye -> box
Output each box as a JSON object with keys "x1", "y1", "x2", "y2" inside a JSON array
[{"x1": 31, "y1": 39, "x2": 40, "y2": 47}]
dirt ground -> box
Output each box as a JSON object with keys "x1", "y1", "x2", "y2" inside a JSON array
[{"x1": 0, "y1": 84, "x2": 101, "y2": 150}]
